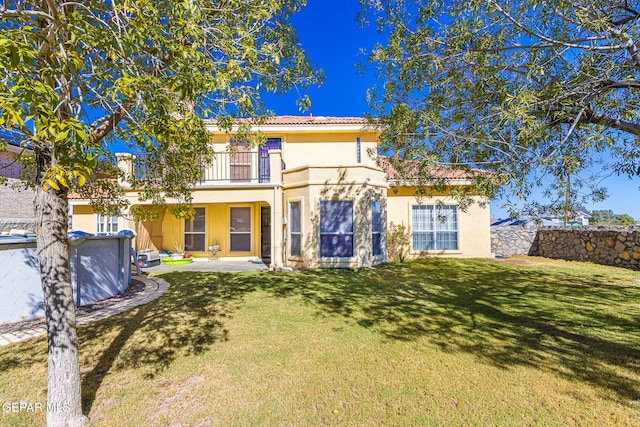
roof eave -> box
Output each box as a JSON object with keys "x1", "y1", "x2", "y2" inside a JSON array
[
  {"x1": 388, "y1": 178, "x2": 478, "y2": 187},
  {"x1": 205, "y1": 123, "x2": 378, "y2": 134}
]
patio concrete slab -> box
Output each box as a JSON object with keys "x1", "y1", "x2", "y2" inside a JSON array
[{"x1": 142, "y1": 258, "x2": 269, "y2": 274}]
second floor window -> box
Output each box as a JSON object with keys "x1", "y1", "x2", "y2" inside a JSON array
[
  {"x1": 259, "y1": 138, "x2": 282, "y2": 183},
  {"x1": 230, "y1": 141, "x2": 251, "y2": 181}
]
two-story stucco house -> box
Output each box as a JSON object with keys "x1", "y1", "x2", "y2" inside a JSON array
[{"x1": 70, "y1": 116, "x2": 491, "y2": 268}]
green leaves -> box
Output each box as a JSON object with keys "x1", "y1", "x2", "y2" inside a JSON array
[
  {"x1": 362, "y1": 0, "x2": 640, "y2": 211},
  {"x1": 1, "y1": 0, "x2": 320, "y2": 211},
  {"x1": 0, "y1": 5, "x2": 323, "y2": 424},
  {"x1": 40, "y1": 163, "x2": 92, "y2": 193}
]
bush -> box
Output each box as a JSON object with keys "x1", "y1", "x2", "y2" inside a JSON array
[{"x1": 388, "y1": 222, "x2": 410, "y2": 262}]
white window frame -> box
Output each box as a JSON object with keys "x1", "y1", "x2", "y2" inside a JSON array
[
  {"x1": 230, "y1": 206, "x2": 252, "y2": 252},
  {"x1": 184, "y1": 207, "x2": 206, "y2": 252},
  {"x1": 411, "y1": 205, "x2": 458, "y2": 251},
  {"x1": 319, "y1": 200, "x2": 354, "y2": 259},
  {"x1": 371, "y1": 200, "x2": 383, "y2": 257},
  {"x1": 289, "y1": 200, "x2": 302, "y2": 258},
  {"x1": 96, "y1": 214, "x2": 119, "y2": 234}
]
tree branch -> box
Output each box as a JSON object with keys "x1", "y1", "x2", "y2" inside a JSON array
[
  {"x1": 581, "y1": 108, "x2": 640, "y2": 135},
  {"x1": 552, "y1": 107, "x2": 640, "y2": 135},
  {"x1": 610, "y1": 5, "x2": 640, "y2": 26},
  {"x1": 489, "y1": 1, "x2": 633, "y2": 52},
  {"x1": 0, "y1": 6, "x2": 54, "y2": 20},
  {"x1": 89, "y1": 105, "x2": 129, "y2": 143}
]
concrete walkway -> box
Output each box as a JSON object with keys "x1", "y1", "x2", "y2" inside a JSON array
[
  {"x1": 0, "y1": 275, "x2": 170, "y2": 347},
  {"x1": 142, "y1": 258, "x2": 269, "y2": 273}
]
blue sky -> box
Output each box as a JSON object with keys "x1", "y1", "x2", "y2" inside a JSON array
[
  {"x1": 262, "y1": 0, "x2": 640, "y2": 220},
  {"x1": 262, "y1": 0, "x2": 379, "y2": 116}
]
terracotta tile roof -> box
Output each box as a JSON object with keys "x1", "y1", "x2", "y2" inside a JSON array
[
  {"x1": 205, "y1": 115, "x2": 373, "y2": 126},
  {"x1": 377, "y1": 156, "x2": 484, "y2": 181},
  {"x1": 68, "y1": 189, "x2": 113, "y2": 200},
  {"x1": 263, "y1": 116, "x2": 370, "y2": 125}
]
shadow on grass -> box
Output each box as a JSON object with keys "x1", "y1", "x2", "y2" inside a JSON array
[
  {"x1": 5, "y1": 258, "x2": 634, "y2": 415},
  {"x1": 247, "y1": 259, "x2": 640, "y2": 402},
  {"x1": 78, "y1": 273, "x2": 256, "y2": 414}
]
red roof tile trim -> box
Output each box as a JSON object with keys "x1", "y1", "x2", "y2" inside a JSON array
[
  {"x1": 205, "y1": 115, "x2": 373, "y2": 126},
  {"x1": 377, "y1": 156, "x2": 483, "y2": 181}
]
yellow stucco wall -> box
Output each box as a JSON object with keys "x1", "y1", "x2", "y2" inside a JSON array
[
  {"x1": 158, "y1": 202, "x2": 267, "y2": 258},
  {"x1": 70, "y1": 205, "x2": 134, "y2": 234},
  {"x1": 282, "y1": 132, "x2": 378, "y2": 168},
  {"x1": 72, "y1": 202, "x2": 269, "y2": 259},
  {"x1": 71, "y1": 205, "x2": 96, "y2": 232},
  {"x1": 122, "y1": 187, "x2": 274, "y2": 206},
  {"x1": 386, "y1": 187, "x2": 491, "y2": 258},
  {"x1": 209, "y1": 131, "x2": 379, "y2": 170}
]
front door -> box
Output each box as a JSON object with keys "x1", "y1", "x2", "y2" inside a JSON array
[{"x1": 260, "y1": 206, "x2": 271, "y2": 263}]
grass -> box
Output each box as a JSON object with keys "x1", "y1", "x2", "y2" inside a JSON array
[{"x1": 1, "y1": 257, "x2": 639, "y2": 426}]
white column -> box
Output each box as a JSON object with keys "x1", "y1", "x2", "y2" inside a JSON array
[
  {"x1": 269, "y1": 150, "x2": 284, "y2": 267},
  {"x1": 115, "y1": 153, "x2": 134, "y2": 187}
]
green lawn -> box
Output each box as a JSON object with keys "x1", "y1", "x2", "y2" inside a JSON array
[{"x1": 1, "y1": 257, "x2": 639, "y2": 426}]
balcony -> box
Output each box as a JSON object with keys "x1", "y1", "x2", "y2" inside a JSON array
[
  {"x1": 124, "y1": 150, "x2": 283, "y2": 186},
  {"x1": 200, "y1": 151, "x2": 269, "y2": 183}
]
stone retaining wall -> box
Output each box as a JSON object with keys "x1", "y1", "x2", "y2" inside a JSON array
[
  {"x1": 491, "y1": 226, "x2": 539, "y2": 257},
  {"x1": 491, "y1": 225, "x2": 640, "y2": 270},
  {"x1": 535, "y1": 227, "x2": 640, "y2": 270}
]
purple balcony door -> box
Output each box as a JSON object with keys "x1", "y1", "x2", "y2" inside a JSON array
[{"x1": 259, "y1": 138, "x2": 281, "y2": 183}]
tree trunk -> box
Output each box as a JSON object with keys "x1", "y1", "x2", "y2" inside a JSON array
[
  {"x1": 34, "y1": 185, "x2": 87, "y2": 427},
  {"x1": 564, "y1": 170, "x2": 571, "y2": 227}
]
